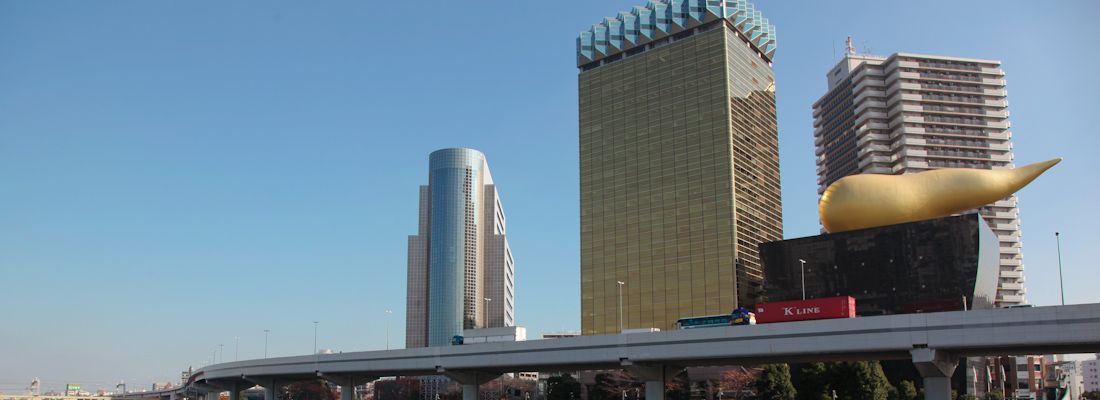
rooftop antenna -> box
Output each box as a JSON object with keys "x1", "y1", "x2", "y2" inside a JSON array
[{"x1": 845, "y1": 35, "x2": 856, "y2": 55}]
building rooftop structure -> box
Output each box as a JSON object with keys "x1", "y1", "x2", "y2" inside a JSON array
[{"x1": 577, "y1": 0, "x2": 776, "y2": 68}]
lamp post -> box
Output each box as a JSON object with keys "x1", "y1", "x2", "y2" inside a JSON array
[
  {"x1": 385, "y1": 310, "x2": 393, "y2": 350},
  {"x1": 798, "y1": 259, "x2": 807, "y2": 300},
  {"x1": 218, "y1": 344, "x2": 224, "y2": 364},
  {"x1": 313, "y1": 321, "x2": 319, "y2": 354},
  {"x1": 264, "y1": 329, "x2": 270, "y2": 358},
  {"x1": 1056, "y1": 232, "x2": 1065, "y2": 306},
  {"x1": 616, "y1": 281, "x2": 625, "y2": 332},
  {"x1": 484, "y1": 298, "x2": 492, "y2": 327},
  {"x1": 235, "y1": 336, "x2": 239, "y2": 362}
]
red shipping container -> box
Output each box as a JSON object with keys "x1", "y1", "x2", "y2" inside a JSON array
[{"x1": 754, "y1": 296, "x2": 856, "y2": 324}]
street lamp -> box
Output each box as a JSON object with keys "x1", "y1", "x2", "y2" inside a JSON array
[
  {"x1": 1056, "y1": 232, "x2": 1065, "y2": 306},
  {"x1": 313, "y1": 321, "x2": 319, "y2": 354},
  {"x1": 616, "y1": 281, "x2": 625, "y2": 332},
  {"x1": 264, "y1": 329, "x2": 270, "y2": 359},
  {"x1": 798, "y1": 259, "x2": 807, "y2": 300},
  {"x1": 385, "y1": 310, "x2": 393, "y2": 350},
  {"x1": 235, "y1": 336, "x2": 239, "y2": 362},
  {"x1": 218, "y1": 344, "x2": 224, "y2": 364},
  {"x1": 484, "y1": 298, "x2": 492, "y2": 327}
]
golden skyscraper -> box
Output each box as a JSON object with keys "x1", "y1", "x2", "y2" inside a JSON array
[{"x1": 578, "y1": 1, "x2": 782, "y2": 335}]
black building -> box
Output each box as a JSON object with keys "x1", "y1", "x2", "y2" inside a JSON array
[{"x1": 759, "y1": 214, "x2": 999, "y2": 315}]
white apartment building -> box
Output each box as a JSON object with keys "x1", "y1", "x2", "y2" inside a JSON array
[
  {"x1": 1084, "y1": 357, "x2": 1100, "y2": 393},
  {"x1": 812, "y1": 40, "x2": 1026, "y2": 306}
]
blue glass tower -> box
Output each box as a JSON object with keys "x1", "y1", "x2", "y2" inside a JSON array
[{"x1": 406, "y1": 148, "x2": 515, "y2": 348}]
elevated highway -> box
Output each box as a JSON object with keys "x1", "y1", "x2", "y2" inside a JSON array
[{"x1": 123, "y1": 303, "x2": 1100, "y2": 400}]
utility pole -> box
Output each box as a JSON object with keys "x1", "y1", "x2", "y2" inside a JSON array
[{"x1": 264, "y1": 329, "x2": 270, "y2": 358}]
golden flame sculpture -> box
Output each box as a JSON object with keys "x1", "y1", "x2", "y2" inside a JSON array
[{"x1": 819, "y1": 158, "x2": 1061, "y2": 233}]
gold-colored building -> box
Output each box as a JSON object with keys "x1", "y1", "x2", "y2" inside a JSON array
[{"x1": 577, "y1": 1, "x2": 782, "y2": 335}]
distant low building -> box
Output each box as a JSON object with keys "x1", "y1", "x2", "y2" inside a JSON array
[{"x1": 1083, "y1": 356, "x2": 1100, "y2": 393}]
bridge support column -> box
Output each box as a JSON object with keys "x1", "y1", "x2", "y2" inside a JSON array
[
  {"x1": 228, "y1": 382, "x2": 243, "y2": 400},
  {"x1": 244, "y1": 377, "x2": 277, "y2": 400},
  {"x1": 205, "y1": 391, "x2": 221, "y2": 400},
  {"x1": 623, "y1": 364, "x2": 672, "y2": 400},
  {"x1": 911, "y1": 348, "x2": 957, "y2": 400},
  {"x1": 323, "y1": 375, "x2": 378, "y2": 400},
  {"x1": 442, "y1": 370, "x2": 500, "y2": 400}
]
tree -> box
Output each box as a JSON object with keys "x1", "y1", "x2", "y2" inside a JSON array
[
  {"x1": 825, "y1": 362, "x2": 893, "y2": 400},
  {"x1": 719, "y1": 367, "x2": 761, "y2": 400},
  {"x1": 754, "y1": 364, "x2": 796, "y2": 400},
  {"x1": 982, "y1": 390, "x2": 1004, "y2": 400},
  {"x1": 794, "y1": 363, "x2": 831, "y2": 400},
  {"x1": 589, "y1": 371, "x2": 639, "y2": 400},
  {"x1": 665, "y1": 371, "x2": 691, "y2": 400},
  {"x1": 897, "y1": 381, "x2": 918, "y2": 400},
  {"x1": 958, "y1": 395, "x2": 978, "y2": 400},
  {"x1": 547, "y1": 375, "x2": 582, "y2": 400},
  {"x1": 1081, "y1": 391, "x2": 1100, "y2": 400},
  {"x1": 374, "y1": 377, "x2": 422, "y2": 400},
  {"x1": 282, "y1": 380, "x2": 338, "y2": 400}
]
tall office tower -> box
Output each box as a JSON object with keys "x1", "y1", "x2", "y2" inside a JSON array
[
  {"x1": 577, "y1": 0, "x2": 782, "y2": 335},
  {"x1": 406, "y1": 148, "x2": 515, "y2": 347},
  {"x1": 812, "y1": 41, "x2": 1025, "y2": 306}
]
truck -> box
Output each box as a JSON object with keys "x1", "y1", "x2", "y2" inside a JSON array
[{"x1": 675, "y1": 296, "x2": 856, "y2": 329}]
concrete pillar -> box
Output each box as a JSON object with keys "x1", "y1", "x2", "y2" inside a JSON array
[
  {"x1": 205, "y1": 392, "x2": 220, "y2": 400},
  {"x1": 462, "y1": 383, "x2": 478, "y2": 400},
  {"x1": 323, "y1": 375, "x2": 375, "y2": 400},
  {"x1": 623, "y1": 363, "x2": 668, "y2": 400},
  {"x1": 443, "y1": 371, "x2": 499, "y2": 400},
  {"x1": 911, "y1": 348, "x2": 958, "y2": 400},
  {"x1": 229, "y1": 388, "x2": 240, "y2": 400},
  {"x1": 644, "y1": 381, "x2": 664, "y2": 400},
  {"x1": 244, "y1": 378, "x2": 277, "y2": 400}
]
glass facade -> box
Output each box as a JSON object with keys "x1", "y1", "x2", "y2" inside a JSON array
[
  {"x1": 759, "y1": 214, "x2": 1000, "y2": 315},
  {"x1": 408, "y1": 148, "x2": 515, "y2": 348},
  {"x1": 579, "y1": 20, "x2": 781, "y2": 335},
  {"x1": 427, "y1": 148, "x2": 485, "y2": 347}
]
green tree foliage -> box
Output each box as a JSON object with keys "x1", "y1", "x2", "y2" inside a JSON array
[
  {"x1": 958, "y1": 395, "x2": 978, "y2": 400},
  {"x1": 547, "y1": 375, "x2": 582, "y2": 400},
  {"x1": 828, "y1": 362, "x2": 894, "y2": 400},
  {"x1": 1080, "y1": 391, "x2": 1100, "y2": 400},
  {"x1": 794, "y1": 363, "x2": 832, "y2": 400},
  {"x1": 983, "y1": 390, "x2": 1004, "y2": 400},
  {"x1": 754, "y1": 364, "x2": 796, "y2": 400},
  {"x1": 897, "y1": 381, "x2": 918, "y2": 400}
]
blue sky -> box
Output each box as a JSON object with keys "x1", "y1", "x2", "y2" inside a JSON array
[{"x1": 1, "y1": 0, "x2": 1097, "y2": 392}]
